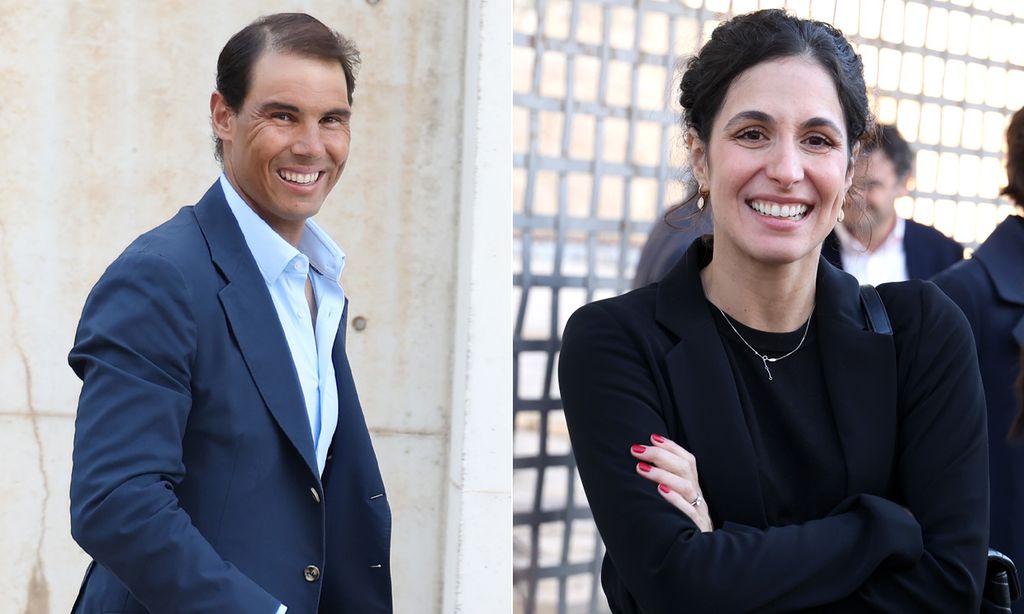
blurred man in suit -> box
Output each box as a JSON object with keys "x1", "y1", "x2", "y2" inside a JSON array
[{"x1": 822, "y1": 124, "x2": 963, "y2": 284}]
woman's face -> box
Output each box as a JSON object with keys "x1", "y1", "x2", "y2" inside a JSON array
[{"x1": 690, "y1": 56, "x2": 853, "y2": 268}]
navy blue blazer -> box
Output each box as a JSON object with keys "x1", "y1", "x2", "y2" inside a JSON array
[
  {"x1": 560, "y1": 239, "x2": 988, "y2": 613},
  {"x1": 822, "y1": 218, "x2": 964, "y2": 280},
  {"x1": 934, "y1": 215, "x2": 1024, "y2": 612},
  {"x1": 69, "y1": 182, "x2": 392, "y2": 613}
]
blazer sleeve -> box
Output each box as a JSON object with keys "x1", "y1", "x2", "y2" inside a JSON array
[
  {"x1": 559, "y1": 301, "x2": 924, "y2": 614},
  {"x1": 821, "y1": 282, "x2": 989, "y2": 612},
  {"x1": 69, "y1": 251, "x2": 282, "y2": 614}
]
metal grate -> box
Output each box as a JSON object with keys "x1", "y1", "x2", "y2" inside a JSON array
[{"x1": 513, "y1": 1, "x2": 1024, "y2": 612}]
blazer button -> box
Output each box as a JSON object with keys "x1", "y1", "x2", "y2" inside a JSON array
[
  {"x1": 310, "y1": 487, "x2": 321, "y2": 503},
  {"x1": 304, "y1": 565, "x2": 321, "y2": 582}
]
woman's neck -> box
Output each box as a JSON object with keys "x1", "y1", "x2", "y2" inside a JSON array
[{"x1": 700, "y1": 243, "x2": 818, "y2": 332}]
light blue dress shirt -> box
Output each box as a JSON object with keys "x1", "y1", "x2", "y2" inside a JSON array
[
  {"x1": 220, "y1": 175, "x2": 345, "y2": 479},
  {"x1": 220, "y1": 176, "x2": 346, "y2": 614}
]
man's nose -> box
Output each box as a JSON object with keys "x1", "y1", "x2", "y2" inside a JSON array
[
  {"x1": 291, "y1": 123, "x2": 326, "y2": 157},
  {"x1": 765, "y1": 141, "x2": 804, "y2": 188}
]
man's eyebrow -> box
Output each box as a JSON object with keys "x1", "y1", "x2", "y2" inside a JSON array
[
  {"x1": 324, "y1": 107, "x2": 352, "y2": 119},
  {"x1": 257, "y1": 101, "x2": 351, "y2": 119},
  {"x1": 257, "y1": 101, "x2": 301, "y2": 114}
]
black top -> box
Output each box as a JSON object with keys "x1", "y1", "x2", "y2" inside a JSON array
[
  {"x1": 711, "y1": 309, "x2": 846, "y2": 527},
  {"x1": 559, "y1": 238, "x2": 989, "y2": 613}
]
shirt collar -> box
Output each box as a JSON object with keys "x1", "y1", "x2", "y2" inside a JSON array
[
  {"x1": 833, "y1": 215, "x2": 905, "y2": 252},
  {"x1": 219, "y1": 174, "x2": 346, "y2": 285}
]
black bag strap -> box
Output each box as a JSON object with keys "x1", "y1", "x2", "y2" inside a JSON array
[{"x1": 859, "y1": 284, "x2": 892, "y2": 336}]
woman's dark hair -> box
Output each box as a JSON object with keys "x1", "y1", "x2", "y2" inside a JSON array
[
  {"x1": 1001, "y1": 106, "x2": 1024, "y2": 208},
  {"x1": 679, "y1": 9, "x2": 869, "y2": 154},
  {"x1": 213, "y1": 13, "x2": 361, "y2": 163}
]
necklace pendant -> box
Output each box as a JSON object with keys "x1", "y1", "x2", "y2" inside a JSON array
[{"x1": 761, "y1": 354, "x2": 773, "y2": 381}]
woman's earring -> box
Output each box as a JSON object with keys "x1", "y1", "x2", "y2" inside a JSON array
[
  {"x1": 838, "y1": 207, "x2": 845, "y2": 223},
  {"x1": 697, "y1": 186, "x2": 708, "y2": 210}
]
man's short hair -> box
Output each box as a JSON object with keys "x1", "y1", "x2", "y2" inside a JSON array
[
  {"x1": 213, "y1": 13, "x2": 361, "y2": 163},
  {"x1": 862, "y1": 124, "x2": 913, "y2": 181}
]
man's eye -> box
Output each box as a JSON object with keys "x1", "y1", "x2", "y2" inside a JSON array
[{"x1": 272, "y1": 113, "x2": 291, "y2": 121}]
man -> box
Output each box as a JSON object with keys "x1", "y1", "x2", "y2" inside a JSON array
[
  {"x1": 822, "y1": 124, "x2": 963, "y2": 284},
  {"x1": 68, "y1": 14, "x2": 391, "y2": 613}
]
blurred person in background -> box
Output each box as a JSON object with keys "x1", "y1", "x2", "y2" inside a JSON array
[
  {"x1": 822, "y1": 124, "x2": 963, "y2": 284},
  {"x1": 632, "y1": 200, "x2": 712, "y2": 288},
  {"x1": 934, "y1": 105, "x2": 1024, "y2": 613},
  {"x1": 559, "y1": 9, "x2": 988, "y2": 613}
]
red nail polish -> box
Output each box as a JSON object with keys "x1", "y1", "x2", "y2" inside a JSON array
[
  {"x1": 651, "y1": 434, "x2": 666, "y2": 444},
  {"x1": 658, "y1": 483, "x2": 671, "y2": 494},
  {"x1": 631, "y1": 444, "x2": 646, "y2": 454},
  {"x1": 637, "y1": 462, "x2": 652, "y2": 472}
]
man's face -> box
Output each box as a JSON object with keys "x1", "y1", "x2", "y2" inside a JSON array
[
  {"x1": 847, "y1": 149, "x2": 907, "y2": 239},
  {"x1": 212, "y1": 51, "x2": 351, "y2": 242}
]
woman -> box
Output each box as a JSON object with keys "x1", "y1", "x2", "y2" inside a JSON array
[
  {"x1": 934, "y1": 105, "x2": 1024, "y2": 613},
  {"x1": 559, "y1": 9, "x2": 988, "y2": 613}
]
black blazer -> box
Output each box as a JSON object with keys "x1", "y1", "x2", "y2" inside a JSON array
[
  {"x1": 822, "y1": 218, "x2": 964, "y2": 280},
  {"x1": 559, "y1": 239, "x2": 988, "y2": 613},
  {"x1": 934, "y1": 215, "x2": 1024, "y2": 613}
]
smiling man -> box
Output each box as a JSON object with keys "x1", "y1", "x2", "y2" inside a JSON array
[{"x1": 68, "y1": 14, "x2": 391, "y2": 614}]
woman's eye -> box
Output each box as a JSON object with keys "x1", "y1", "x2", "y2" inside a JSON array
[
  {"x1": 805, "y1": 135, "x2": 834, "y2": 148},
  {"x1": 737, "y1": 129, "x2": 765, "y2": 142}
]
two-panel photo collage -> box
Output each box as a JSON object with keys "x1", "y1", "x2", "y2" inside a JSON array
[{"x1": 3, "y1": 1, "x2": 1024, "y2": 612}]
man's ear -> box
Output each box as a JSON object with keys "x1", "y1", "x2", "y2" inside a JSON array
[
  {"x1": 210, "y1": 91, "x2": 235, "y2": 142},
  {"x1": 687, "y1": 127, "x2": 708, "y2": 187}
]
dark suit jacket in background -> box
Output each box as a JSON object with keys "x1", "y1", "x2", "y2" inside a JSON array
[
  {"x1": 934, "y1": 215, "x2": 1024, "y2": 613},
  {"x1": 69, "y1": 182, "x2": 392, "y2": 613},
  {"x1": 559, "y1": 239, "x2": 988, "y2": 613},
  {"x1": 632, "y1": 204, "x2": 713, "y2": 289},
  {"x1": 822, "y1": 218, "x2": 964, "y2": 280}
]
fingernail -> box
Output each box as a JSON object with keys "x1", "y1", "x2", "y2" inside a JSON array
[
  {"x1": 631, "y1": 444, "x2": 646, "y2": 454},
  {"x1": 651, "y1": 434, "x2": 666, "y2": 444},
  {"x1": 658, "y1": 483, "x2": 671, "y2": 494},
  {"x1": 637, "y1": 462, "x2": 652, "y2": 472}
]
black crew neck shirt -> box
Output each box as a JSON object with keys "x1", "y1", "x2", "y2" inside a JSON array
[{"x1": 709, "y1": 303, "x2": 848, "y2": 526}]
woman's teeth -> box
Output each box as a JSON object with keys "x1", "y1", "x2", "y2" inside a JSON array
[{"x1": 749, "y1": 200, "x2": 808, "y2": 221}]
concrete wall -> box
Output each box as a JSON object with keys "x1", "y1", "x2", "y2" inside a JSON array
[{"x1": 0, "y1": 1, "x2": 510, "y2": 612}]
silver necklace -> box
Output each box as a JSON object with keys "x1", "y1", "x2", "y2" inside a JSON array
[{"x1": 715, "y1": 306, "x2": 813, "y2": 382}]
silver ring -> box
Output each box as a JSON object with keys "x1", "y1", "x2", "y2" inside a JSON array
[{"x1": 690, "y1": 495, "x2": 703, "y2": 508}]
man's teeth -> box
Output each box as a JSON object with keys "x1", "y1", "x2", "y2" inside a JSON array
[
  {"x1": 279, "y1": 170, "x2": 319, "y2": 185},
  {"x1": 749, "y1": 200, "x2": 808, "y2": 220}
]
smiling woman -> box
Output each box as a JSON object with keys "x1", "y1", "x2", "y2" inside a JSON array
[{"x1": 558, "y1": 8, "x2": 990, "y2": 614}]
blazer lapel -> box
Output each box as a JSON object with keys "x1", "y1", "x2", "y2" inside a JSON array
[
  {"x1": 656, "y1": 241, "x2": 767, "y2": 527},
  {"x1": 815, "y1": 260, "x2": 898, "y2": 496},
  {"x1": 193, "y1": 182, "x2": 319, "y2": 478}
]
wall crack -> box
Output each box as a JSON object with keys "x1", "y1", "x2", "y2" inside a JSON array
[{"x1": 0, "y1": 221, "x2": 52, "y2": 613}]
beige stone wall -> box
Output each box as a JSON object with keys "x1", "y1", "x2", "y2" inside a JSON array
[{"x1": 0, "y1": 1, "x2": 508, "y2": 612}]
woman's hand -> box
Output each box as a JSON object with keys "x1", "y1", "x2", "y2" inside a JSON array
[{"x1": 630, "y1": 434, "x2": 714, "y2": 532}]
